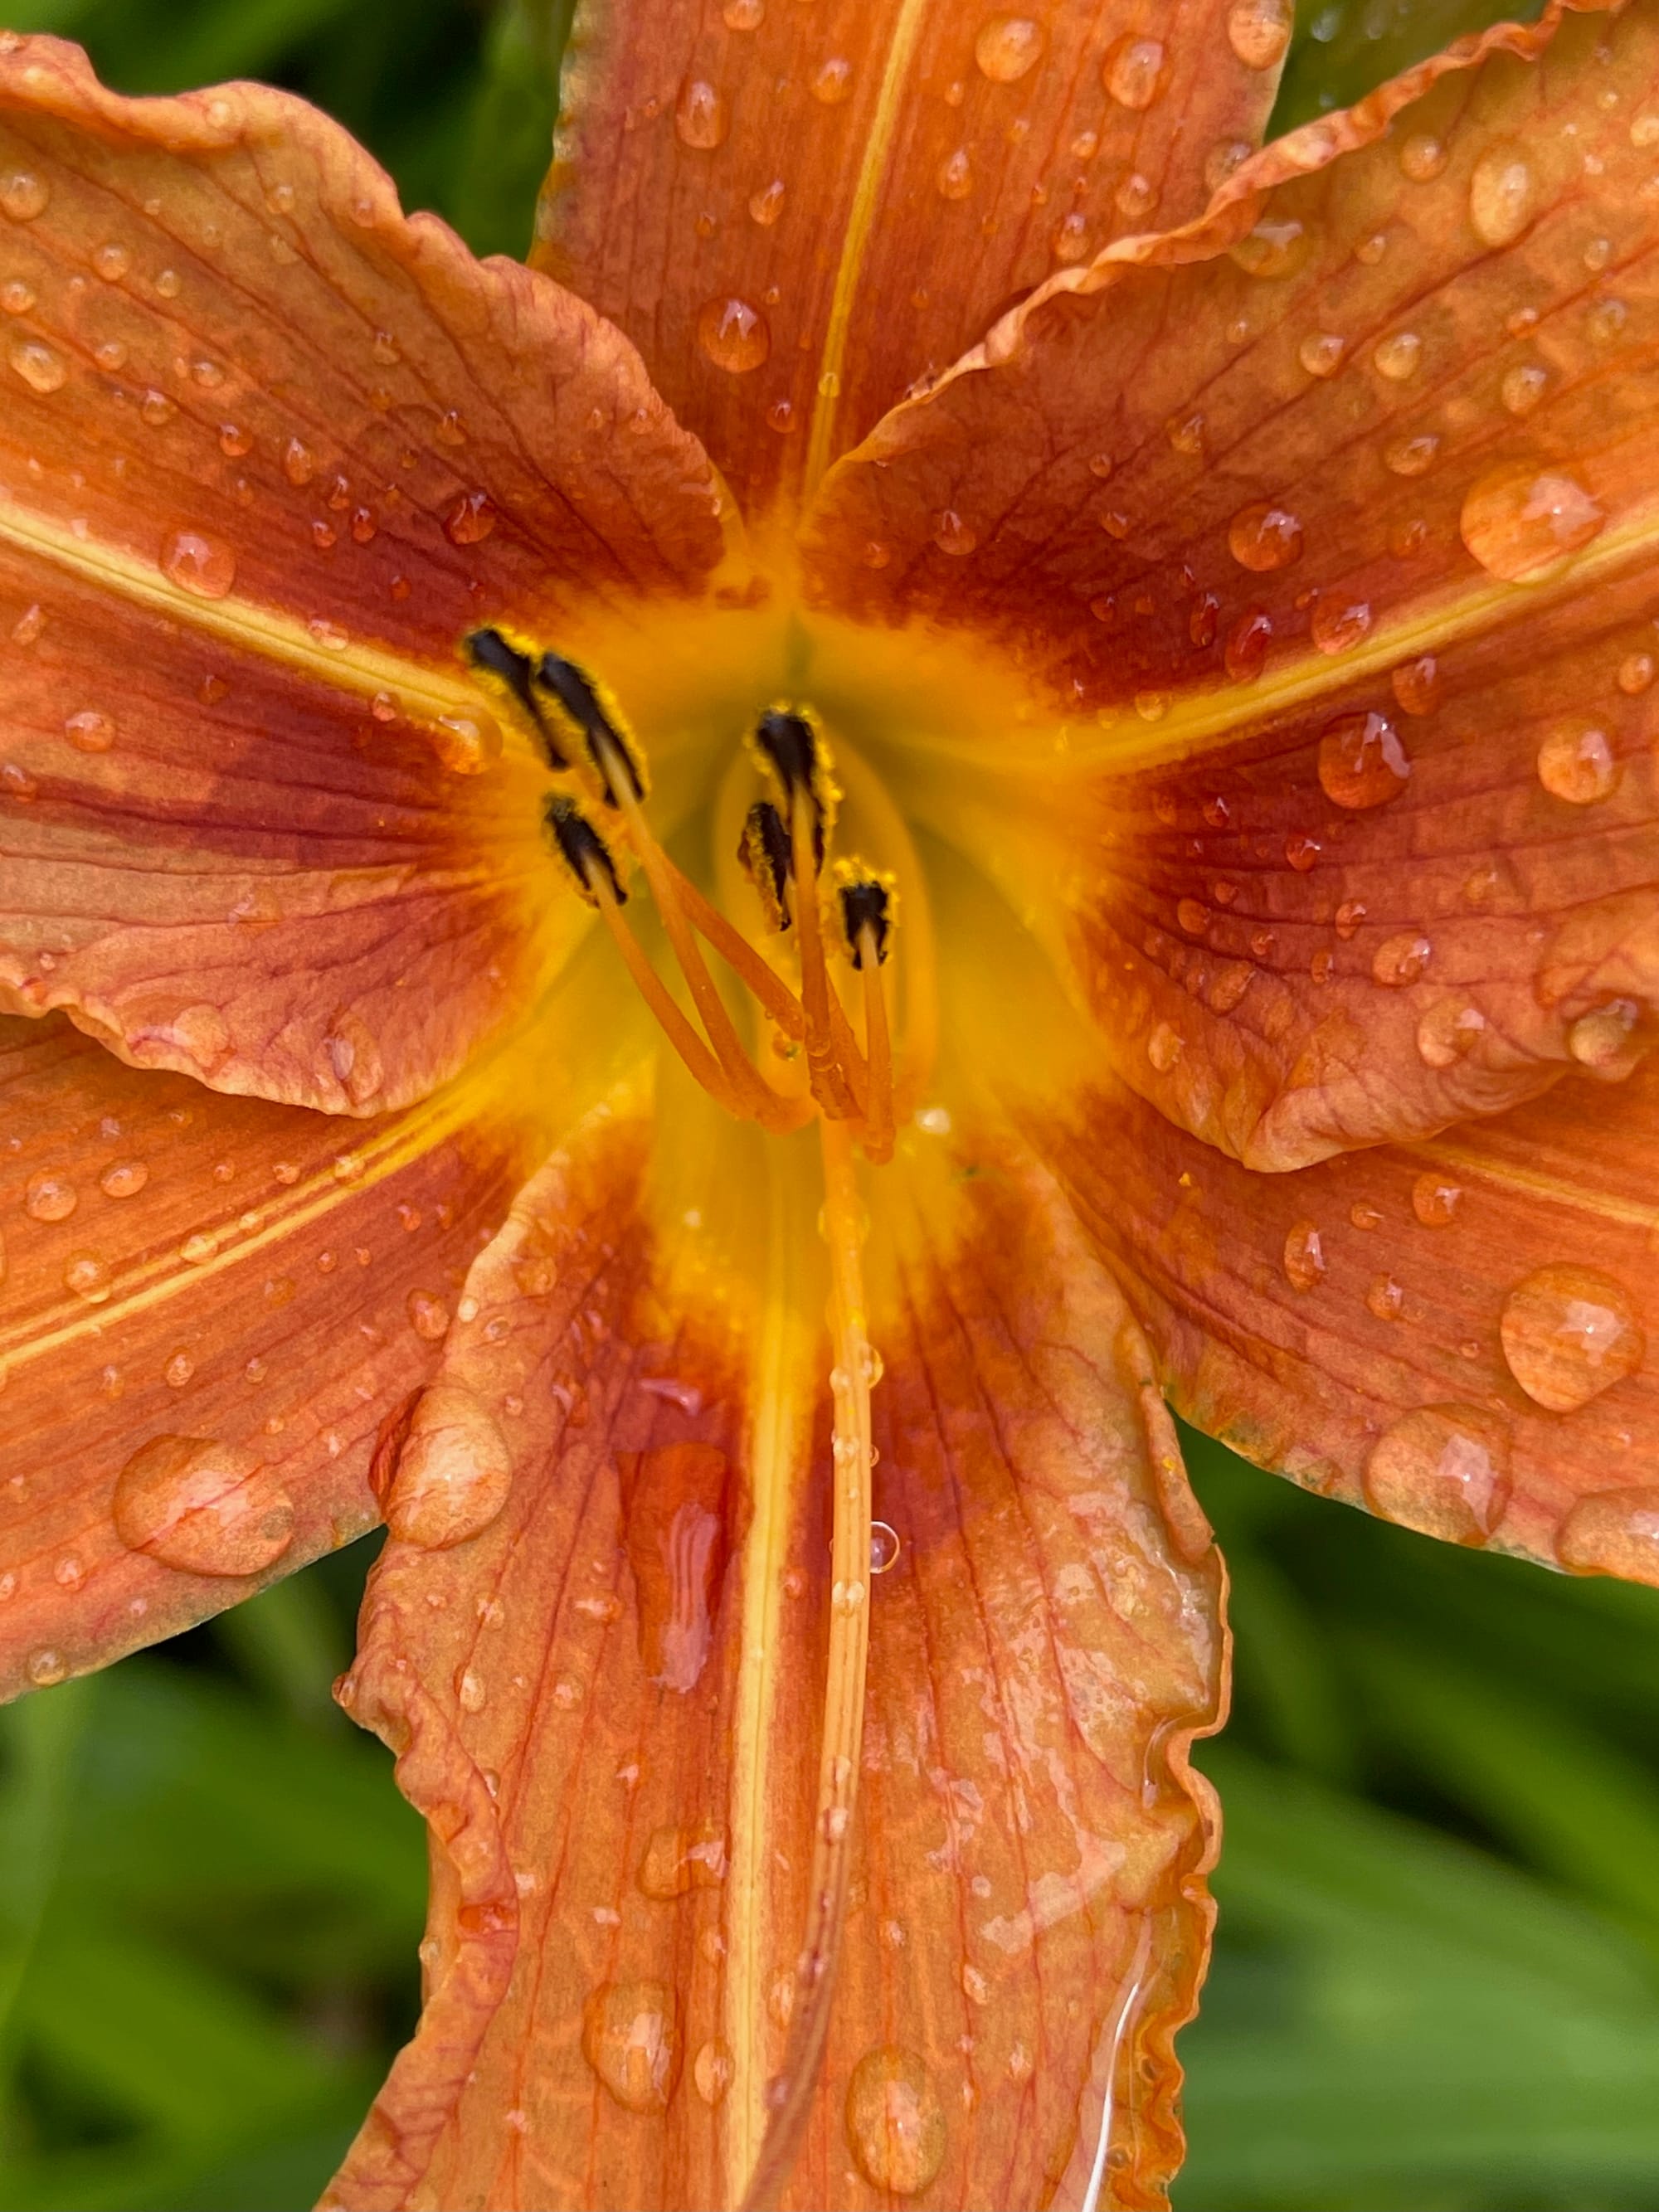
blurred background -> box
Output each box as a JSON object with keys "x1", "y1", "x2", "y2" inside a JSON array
[{"x1": 6, "y1": 2, "x2": 1659, "y2": 2207}]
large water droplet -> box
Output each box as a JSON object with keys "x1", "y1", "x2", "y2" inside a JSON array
[
  {"x1": 637, "y1": 1817, "x2": 727, "y2": 1898},
  {"x1": 1372, "y1": 329, "x2": 1423, "y2": 382},
  {"x1": 1226, "y1": 0, "x2": 1292, "y2": 69},
  {"x1": 975, "y1": 15, "x2": 1044, "y2": 81},
  {"x1": 697, "y1": 295, "x2": 770, "y2": 373},
  {"x1": 64, "y1": 708, "x2": 115, "y2": 754},
  {"x1": 582, "y1": 1981, "x2": 680, "y2": 2112},
  {"x1": 932, "y1": 509, "x2": 977, "y2": 557},
  {"x1": 1228, "y1": 500, "x2": 1302, "y2": 572},
  {"x1": 100, "y1": 1159, "x2": 148, "y2": 1199},
  {"x1": 25, "y1": 1172, "x2": 76, "y2": 1223},
  {"x1": 1102, "y1": 34, "x2": 1165, "y2": 109},
  {"x1": 1317, "y1": 709, "x2": 1409, "y2": 808},
  {"x1": 1460, "y1": 464, "x2": 1604, "y2": 583},
  {"x1": 845, "y1": 2045, "x2": 947, "y2": 2195},
  {"x1": 675, "y1": 78, "x2": 728, "y2": 148},
  {"x1": 937, "y1": 148, "x2": 973, "y2": 200},
  {"x1": 113, "y1": 1434, "x2": 295, "y2": 1576},
  {"x1": 381, "y1": 1381, "x2": 513, "y2": 1548},
  {"x1": 1372, "y1": 931, "x2": 1431, "y2": 987},
  {"x1": 1499, "y1": 1264, "x2": 1644, "y2": 1411},
  {"x1": 160, "y1": 528, "x2": 236, "y2": 600},
  {"x1": 810, "y1": 56, "x2": 854, "y2": 104},
  {"x1": 9, "y1": 338, "x2": 64, "y2": 394},
  {"x1": 1556, "y1": 1487, "x2": 1659, "y2": 1583},
  {"x1": 1536, "y1": 720, "x2": 1617, "y2": 804},
  {"x1": 1416, "y1": 997, "x2": 1486, "y2": 1068},
  {"x1": 0, "y1": 171, "x2": 48, "y2": 221},
  {"x1": 1364, "y1": 1404, "x2": 1510, "y2": 1544},
  {"x1": 1468, "y1": 143, "x2": 1537, "y2": 248}
]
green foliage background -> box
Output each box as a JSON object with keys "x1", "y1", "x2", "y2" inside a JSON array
[{"x1": 5, "y1": 2, "x2": 1658, "y2": 2208}]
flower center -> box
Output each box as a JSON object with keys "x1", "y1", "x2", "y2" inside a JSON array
[{"x1": 465, "y1": 623, "x2": 924, "y2": 1167}]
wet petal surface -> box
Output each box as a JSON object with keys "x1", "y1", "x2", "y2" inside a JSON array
[
  {"x1": 537, "y1": 0, "x2": 1286, "y2": 515},
  {"x1": 0, "y1": 1011, "x2": 536, "y2": 1699},
  {"x1": 326, "y1": 1096, "x2": 1224, "y2": 2211}
]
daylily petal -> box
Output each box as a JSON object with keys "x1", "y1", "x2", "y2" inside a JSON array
[
  {"x1": 1037, "y1": 1053, "x2": 1659, "y2": 1587},
  {"x1": 534, "y1": 0, "x2": 1288, "y2": 518},
  {"x1": 327, "y1": 1093, "x2": 1224, "y2": 2210},
  {"x1": 0, "y1": 1009, "x2": 537, "y2": 1699},
  {"x1": 0, "y1": 36, "x2": 727, "y2": 1111},
  {"x1": 803, "y1": 0, "x2": 1659, "y2": 1165}
]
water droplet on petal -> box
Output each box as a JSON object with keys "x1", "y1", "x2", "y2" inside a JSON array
[
  {"x1": 1229, "y1": 216, "x2": 1309, "y2": 279},
  {"x1": 443, "y1": 489, "x2": 496, "y2": 545},
  {"x1": 845, "y1": 2046, "x2": 947, "y2": 2195},
  {"x1": 638, "y1": 1818, "x2": 727, "y2": 1898},
  {"x1": 1317, "y1": 709, "x2": 1409, "y2": 808},
  {"x1": 27, "y1": 1649, "x2": 66, "y2": 1687},
  {"x1": 748, "y1": 178, "x2": 785, "y2": 226},
  {"x1": 1282, "y1": 1219, "x2": 1326, "y2": 1291},
  {"x1": 975, "y1": 16, "x2": 1045, "y2": 81},
  {"x1": 937, "y1": 148, "x2": 973, "y2": 200},
  {"x1": 8, "y1": 338, "x2": 64, "y2": 393},
  {"x1": 62, "y1": 707, "x2": 115, "y2": 755},
  {"x1": 1460, "y1": 464, "x2": 1603, "y2": 583},
  {"x1": 113, "y1": 1434, "x2": 295, "y2": 1576},
  {"x1": 693, "y1": 2038, "x2": 734, "y2": 2104},
  {"x1": 1399, "y1": 131, "x2": 1447, "y2": 182},
  {"x1": 1536, "y1": 720, "x2": 1617, "y2": 803},
  {"x1": 1501, "y1": 362, "x2": 1548, "y2": 415},
  {"x1": 1416, "y1": 998, "x2": 1486, "y2": 1068},
  {"x1": 406, "y1": 1287, "x2": 451, "y2": 1342},
  {"x1": 869, "y1": 1519, "x2": 901, "y2": 1572},
  {"x1": 26, "y1": 1173, "x2": 76, "y2": 1223},
  {"x1": 583, "y1": 1981, "x2": 680, "y2": 2112},
  {"x1": 1372, "y1": 329, "x2": 1423, "y2": 382},
  {"x1": 1500, "y1": 1264, "x2": 1644, "y2": 1410},
  {"x1": 1469, "y1": 143, "x2": 1537, "y2": 248},
  {"x1": 1568, "y1": 999, "x2": 1640, "y2": 1072},
  {"x1": 380, "y1": 1380, "x2": 513, "y2": 1548},
  {"x1": 1365, "y1": 1404, "x2": 1510, "y2": 1543},
  {"x1": 675, "y1": 78, "x2": 728, "y2": 148},
  {"x1": 1391, "y1": 654, "x2": 1441, "y2": 716},
  {"x1": 1372, "y1": 931, "x2": 1431, "y2": 987},
  {"x1": 161, "y1": 528, "x2": 236, "y2": 599},
  {"x1": 1299, "y1": 330, "x2": 1346, "y2": 377},
  {"x1": 63, "y1": 1252, "x2": 110, "y2": 1303},
  {"x1": 1227, "y1": 0, "x2": 1292, "y2": 69},
  {"x1": 1411, "y1": 1171, "x2": 1461, "y2": 1227},
  {"x1": 1556, "y1": 1487, "x2": 1659, "y2": 1582},
  {"x1": 723, "y1": 0, "x2": 762, "y2": 27},
  {"x1": 100, "y1": 1159, "x2": 148, "y2": 1198},
  {"x1": 697, "y1": 295, "x2": 770, "y2": 372},
  {"x1": 931, "y1": 509, "x2": 977, "y2": 557},
  {"x1": 0, "y1": 171, "x2": 48, "y2": 221},
  {"x1": 1102, "y1": 33, "x2": 1165, "y2": 108},
  {"x1": 800, "y1": 51, "x2": 853, "y2": 106},
  {"x1": 1228, "y1": 500, "x2": 1302, "y2": 571},
  {"x1": 325, "y1": 1012, "x2": 385, "y2": 1106}
]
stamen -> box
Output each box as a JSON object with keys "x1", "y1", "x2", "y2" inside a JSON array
[
  {"x1": 465, "y1": 626, "x2": 569, "y2": 769},
  {"x1": 596, "y1": 726, "x2": 809, "y2": 1135},
  {"x1": 542, "y1": 793, "x2": 625, "y2": 907},
  {"x1": 737, "y1": 800, "x2": 794, "y2": 933},
  {"x1": 751, "y1": 705, "x2": 836, "y2": 867},
  {"x1": 790, "y1": 787, "x2": 865, "y2": 1124},
  {"x1": 533, "y1": 649, "x2": 647, "y2": 805},
  {"x1": 739, "y1": 1115, "x2": 874, "y2": 2212}
]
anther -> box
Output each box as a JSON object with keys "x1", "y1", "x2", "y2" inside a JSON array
[
  {"x1": 834, "y1": 873, "x2": 893, "y2": 968},
  {"x1": 751, "y1": 706, "x2": 834, "y2": 867},
  {"x1": 543, "y1": 795, "x2": 625, "y2": 907},
  {"x1": 534, "y1": 651, "x2": 646, "y2": 806},
  {"x1": 465, "y1": 626, "x2": 569, "y2": 769},
  {"x1": 738, "y1": 800, "x2": 794, "y2": 932}
]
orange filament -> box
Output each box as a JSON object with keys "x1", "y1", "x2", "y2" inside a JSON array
[
  {"x1": 738, "y1": 1112, "x2": 874, "y2": 2212},
  {"x1": 591, "y1": 882, "x2": 741, "y2": 1111},
  {"x1": 859, "y1": 927, "x2": 894, "y2": 1165},
  {"x1": 790, "y1": 789, "x2": 866, "y2": 1123}
]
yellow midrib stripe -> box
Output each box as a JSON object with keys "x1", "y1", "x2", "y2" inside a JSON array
[
  {"x1": 1057, "y1": 494, "x2": 1659, "y2": 780},
  {"x1": 802, "y1": 0, "x2": 933, "y2": 500},
  {"x1": 0, "y1": 1072, "x2": 499, "y2": 1373},
  {"x1": 0, "y1": 493, "x2": 488, "y2": 725}
]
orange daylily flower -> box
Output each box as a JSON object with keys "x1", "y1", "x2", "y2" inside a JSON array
[{"x1": 2, "y1": 0, "x2": 1658, "y2": 2204}]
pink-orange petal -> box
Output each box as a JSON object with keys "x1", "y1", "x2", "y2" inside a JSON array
[
  {"x1": 1037, "y1": 1053, "x2": 1659, "y2": 1586},
  {"x1": 535, "y1": 0, "x2": 1287, "y2": 519},
  {"x1": 806, "y1": 0, "x2": 1659, "y2": 1164},
  {"x1": 0, "y1": 1011, "x2": 536, "y2": 1699},
  {"x1": 326, "y1": 1101, "x2": 1224, "y2": 2210},
  {"x1": 0, "y1": 37, "x2": 727, "y2": 1112}
]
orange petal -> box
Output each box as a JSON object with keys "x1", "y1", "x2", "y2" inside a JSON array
[
  {"x1": 324, "y1": 1097, "x2": 1224, "y2": 2210},
  {"x1": 802, "y1": 6, "x2": 1659, "y2": 1159},
  {"x1": 0, "y1": 36, "x2": 727, "y2": 1111},
  {"x1": 534, "y1": 0, "x2": 1287, "y2": 519},
  {"x1": 1039, "y1": 1054, "x2": 1659, "y2": 1587},
  {"x1": 0, "y1": 1010, "x2": 537, "y2": 1699}
]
